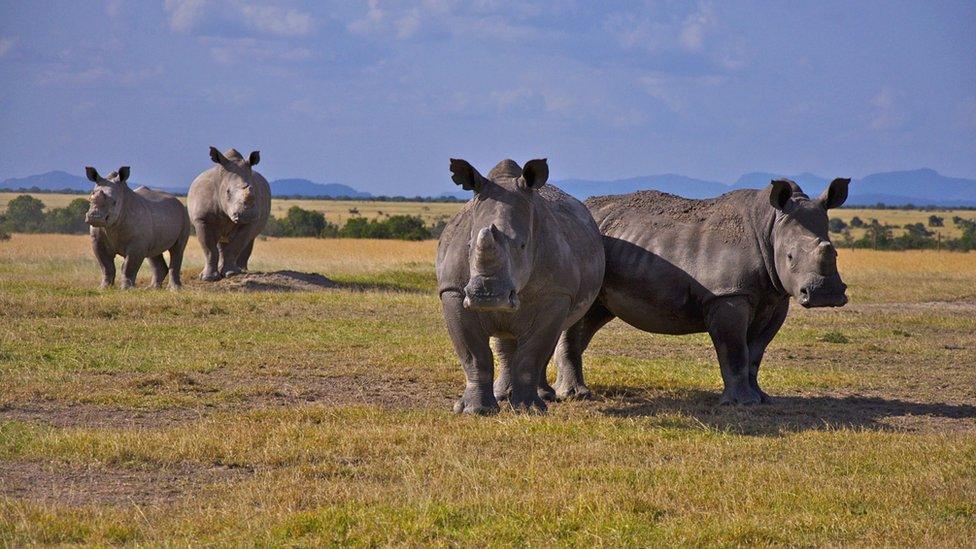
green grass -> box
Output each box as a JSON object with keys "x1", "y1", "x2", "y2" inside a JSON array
[{"x1": 1, "y1": 235, "x2": 975, "y2": 545}]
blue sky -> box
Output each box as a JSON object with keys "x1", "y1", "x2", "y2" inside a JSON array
[{"x1": 1, "y1": 1, "x2": 974, "y2": 196}]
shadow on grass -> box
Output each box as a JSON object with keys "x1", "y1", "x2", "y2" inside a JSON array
[
  {"x1": 188, "y1": 270, "x2": 435, "y2": 294},
  {"x1": 597, "y1": 386, "x2": 976, "y2": 435}
]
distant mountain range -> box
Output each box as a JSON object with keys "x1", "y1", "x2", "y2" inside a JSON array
[
  {"x1": 0, "y1": 172, "x2": 371, "y2": 199},
  {"x1": 3, "y1": 168, "x2": 975, "y2": 206},
  {"x1": 554, "y1": 168, "x2": 976, "y2": 207}
]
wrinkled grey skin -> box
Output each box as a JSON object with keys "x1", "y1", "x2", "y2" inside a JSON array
[
  {"x1": 187, "y1": 147, "x2": 271, "y2": 281},
  {"x1": 85, "y1": 166, "x2": 191, "y2": 290},
  {"x1": 436, "y1": 158, "x2": 605, "y2": 414},
  {"x1": 555, "y1": 178, "x2": 851, "y2": 405}
]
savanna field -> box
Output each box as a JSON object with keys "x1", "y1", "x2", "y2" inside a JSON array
[{"x1": 1, "y1": 227, "x2": 975, "y2": 544}]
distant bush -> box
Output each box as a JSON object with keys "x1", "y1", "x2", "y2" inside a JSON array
[
  {"x1": 928, "y1": 215, "x2": 944, "y2": 227},
  {"x1": 339, "y1": 215, "x2": 431, "y2": 240},
  {"x1": 849, "y1": 216, "x2": 864, "y2": 228},
  {"x1": 262, "y1": 207, "x2": 432, "y2": 240},
  {"x1": 1, "y1": 195, "x2": 91, "y2": 235},
  {"x1": 2, "y1": 195, "x2": 46, "y2": 233},
  {"x1": 43, "y1": 198, "x2": 90, "y2": 234},
  {"x1": 828, "y1": 218, "x2": 847, "y2": 233}
]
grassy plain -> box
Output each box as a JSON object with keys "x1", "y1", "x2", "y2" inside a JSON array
[
  {"x1": 1, "y1": 234, "x2": 975, "y2": 545},
  {"x1": 5, "y1": 191, "x2": 975, "y2": 237}
]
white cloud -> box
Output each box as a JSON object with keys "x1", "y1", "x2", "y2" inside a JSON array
[
  {"x1": 201, "y1": 37, "x2": 312, "y2": 66},
  {"x1": 679, "y1": 4, "x2": 715, "y2": 52},
  {"x1": 0, "y1": 37, "x2": 15, "y2": 58},
  {"x1": 164, "y1": 0, "x2": 313, "y2": 37},
  {"x1": 239, "y1": 3, "x2": 313, "y2": 37},
  {"x1": 164, "y1": 0, "x2": 209, "y2": 32},
  {"x1": 347, "y1": 1, "x2": 534, "y2": 42}
]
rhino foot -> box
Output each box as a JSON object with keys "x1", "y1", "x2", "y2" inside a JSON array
[
  {"x1": 509, "y1": 390, "x2": 547, "y2": 414},
  {"x1": 453, "y1": 385, "x2": 500, "y2": 415},
  {"x1": 756, "y1": 388, "x2": 773, "y2": 404},
  {"x1": 719, "y1": 385, "x2": 762, "y2": 406},
  {"x1": 537, "y1": 384, "x2": 556, "y2": 402},
  {"x1": 493, "y1": 377, "x2": 512, "y2": 403},
  {"x1": 222, "y1": 268, "x2": 244, "y2": 278},
  {"x1": 554, "y1": 382, "x2": 593, "y2": 401},
  {"x1": 199, "y1": 271, "x2": 222, "y2": 282}
]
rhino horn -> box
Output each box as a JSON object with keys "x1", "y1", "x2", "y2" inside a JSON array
[{"x1": 473, "y1": 225, "x2": 504, "y2": 271}]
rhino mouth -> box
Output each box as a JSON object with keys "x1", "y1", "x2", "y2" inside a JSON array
[
  {"x1": 86, "y1": 213, "x2": 109, "y2": 227},
  {"x1": 463, "y1": 277, "x2": 519, "y2": 312},
  {"x1": 797, "y1": 281, "x2": 847, "y2": 309},
  {"x1": 231, "y1": 210, "x2": 257, "y2": 224}
]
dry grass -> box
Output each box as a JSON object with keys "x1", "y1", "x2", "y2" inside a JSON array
[
  {"x1": 1, "y1": 234, "x2": 974, "y2": 545},
  {"x1": 0, "y1": 192, "x2": 462, "y2": 226}
]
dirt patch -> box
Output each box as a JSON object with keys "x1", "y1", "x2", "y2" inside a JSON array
[
  {"x1": 189, "y1": 270, "x2": 338, "y2": 292},
  {"x1": 0, "y1": 372, "x2": 456, "y2": 430},
  {"x1": 849, "y1": 299, "x2": 976, "y2": 314},
  {"x1": 0, "y1": 460, "x2": 251, "y2": 506},
  {"x1": 0, "y1": 403, "x2": 205, "y2": 430}
]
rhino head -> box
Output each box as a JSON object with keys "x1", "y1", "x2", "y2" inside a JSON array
[
  {"x1": 84, "y1": 166, "x2": 130, "y2": 228},
  {"x1": 450, "y1": 158, "x2": 550, "y2": 312},
  {"x1": 209, "y1": 147, "x2": 261, "y2": 224},
  {"x1": 767, "y1": 177, "x2": 851, "y2": 308}
]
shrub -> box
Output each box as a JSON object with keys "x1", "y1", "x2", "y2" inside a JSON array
[
  {"x1": 3, "y1": 195, "x2": 46, "y2": 232},
  {"x1": 43, "y1": 198, "x2": 90, "y2": 234},
  {"x1": 928, "y1": 215, "x2": 944, "y2": 227},
  {"x1": 828, "y1": 217, "x2": 847, "y2": 233},
  {"x1": 849, "y1": 216, "x2": 864, "y2": 228}
]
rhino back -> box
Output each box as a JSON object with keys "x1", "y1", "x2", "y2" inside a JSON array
[
  {"x1": 586, "y1": 190, "x2": 770, "y2": 332},
  {"x1": 132, "y1": 187, "x2": 189, "y2": 255}
]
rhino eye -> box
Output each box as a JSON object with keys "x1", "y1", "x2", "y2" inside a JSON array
[{"x1": 520, "y1": 242, "x2": 526, "y2": 250}]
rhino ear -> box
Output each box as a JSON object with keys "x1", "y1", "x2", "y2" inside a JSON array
[
  {"x1": 117, "y1": 166, "x2": 130, "y2": 184},
  {"x1": 769, "y1": 179, "x2": 794, "y2": 211},
  {"x1": 85, "y1": 166, "x2": 100, "y2": 183},
  {"x1": 209, "y1": 146, "x2": 226, "y2": 166},
  {"x1": 819, "y1": 178, "x2": 850, "y2": 210},
  {"x1": 450, "y1": 158, "x2": 486, "y2": 193},
  {"x1": 248, "y1": 150, "x2": 260, "y2": 167},
  {"x1": 518, "y1": 158, "x2": 549, "y2": 191}
]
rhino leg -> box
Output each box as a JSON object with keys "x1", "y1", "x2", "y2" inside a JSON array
[
  {"x1": 492, "y1": 337, "x2": 515, "y2": 402},
  {"x1": 91, "y1": 234, "x2": 115, "y2": 289},
  {"x1": 554, "y1": 302, "x2": 614, "y2": 401},
  {"x1": 195, "y1": 221, "x2": 222, "y2": 281},
  {"x1": 218, "y1": 233, "x2": 249, "y2": 277},
  {"x1": 746, "y1": 301, "x2": 789, "y2": 404},
  {"x1": 442, "y1": 292, "x2": 499, "y2": 415},
  {"x1": 238, "y1": 239, "x2": 255, "y2": 272},
  {"x1": 148, "y1": 255, "x2": 168, "y2": 289},
  {"x1": 705, "y1": 296, "x2": 762, "y2": 406},
  {"x1": 167, "y1": 232, "x2": 188, "y2": 290},
  {"x1": 509, "y1": 299, "x2": 571, "y2": 414},
  {"x1": 120, "y1": 254, "x2": 145, "y2": 290}
]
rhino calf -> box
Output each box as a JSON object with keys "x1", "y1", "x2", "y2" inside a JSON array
[
  {"x1": 555, "y1": 178, "x2": 850, "y2": 404},
  {"x1": 436, "y1": 158, "x2": 605, "y2": 414},
  {"x1": 187, "y1": 147, "x2": 271, "y2": 281},
  {"x1": 85, "y1": 166, "x2": 191, "y2": 290}
]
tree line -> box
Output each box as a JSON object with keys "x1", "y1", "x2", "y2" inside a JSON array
[
  {"x1": 0, "y1": 195, "x2": 444, "y2": 241},
  {"x1": 829, "y1": 214, "x2": 976, "y2": 251}
]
